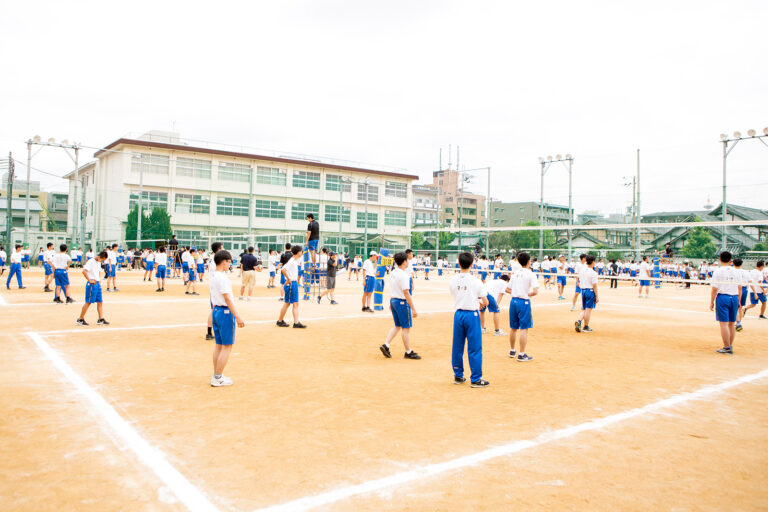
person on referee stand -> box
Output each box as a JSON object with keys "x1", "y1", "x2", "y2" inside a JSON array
[
  {"x1": 662, "y1": 242, "x2": 673, "y2": 260},
  {"x1": 305, "y1": 213, "x2": 320, "y2": 273}
]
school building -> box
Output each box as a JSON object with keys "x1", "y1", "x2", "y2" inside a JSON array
[{"x1": 64, "y1": 131, "x2": 418, "y2": 255}]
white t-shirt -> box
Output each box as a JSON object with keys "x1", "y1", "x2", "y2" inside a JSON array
[
  {"x1": 210, "y1": 272, "x2": 233, "y2": 307},
  {"x1": 182, "y1": 251, "x2": 193, "y2": 264},
  {"x1": 578, "y1": 267, "x2": 598, "y2": 290},
  {"x1": 10, "y1": 251, "x2": 23, "y2": 264},
  {"x1": 638, "y1": 261, "x2": 651, "y2": 279},
  {"x1": 195, "y1": 253, "x2": 204, "y2": 265},
  {"x1": 268, "y1": 255, "x2": 277, "y2": 272},
  {"x1": 494, "y1": 259, "x2": 504, "y2": 270},
  {"x1": 51, "y1": 252, "x2": 71, "y2": 270},
  {"x1": 389, "y1": 267, "x2": 410, "y2": 300},
  {"x1": 208, "y1": 257, "x2": 217, "y2": 275},
  {"x1": 449, "y1": 273, "x2": 485, "y2": 311},
  {"x1": 319, "y1": 253, "x2": 329, "y2": 270},
  {"x1": 506, "y1": 268, "x2": 539, "y2": 299},
  {"x1": 145, "y1": 251, "x2": 154, "y2": 262},
  {"x1": 363, "y1": 259, "x2": 375, "y2": 276},
  {"x1": 282, "y1": 257, "x2": 300, "y2": 281},
  {"x1": 0, "y1": 250, "x2": 6, "y2": 263},
  {"x1": 557, "y1": 261, "x2": 566, "y2": 275},
  {"x1": 486, "y1": 278, "x2": 508, "y2": 299},
  {"x1": 750, "y1": 269, "x2": 765, "y2": 292},
  {"x1": 510, "y1": 260, "x2": 522, "y2": 273},
  {"x1": 405, "y1": 259, "x2": 414, "y2": 276},
  {"x1": 711, "y1": 266, "x2": 739, "y2": 296},
  {"x1": 84, "y1": 258, "x2": 101, "y2": 281},
  {"x1": 155, "y1": 252, "x2": 168, "y2": 266},
  {"x1": 107, "y1": 250, "x2": 117, "y2": 265}
]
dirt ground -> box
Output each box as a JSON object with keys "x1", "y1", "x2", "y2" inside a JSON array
[{"x1": 1, "y1": 265, "x2": 766, "y2": 511}]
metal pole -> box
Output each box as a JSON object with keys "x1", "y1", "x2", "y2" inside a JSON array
[
  {"x1": 137, "y1": 155, "x2": 143, "y2": 249},
  {"x1": 363, "y1": 179, "x2": 369, "y2": 257},
  {"x1": 24, "y1": 141, "x2": 31, "y2": 247},
  {"x1": 631, "y1": 176, "x2": 636, "y2": 254},
  {"x1": 635, "y1": 148, "x2": 640, "y2": 260},
  {"x1": 76, "y1": 146, "x2": 83, "y2": 248},
  {"x1": 567, "y1": 158, "x2": 573, "y2": 260},
  {"x1": 72, "y1": 146, "x2": 78, "y2": 247},
  {"x1": 247, "y1": 165, "x2": 253, "y2": 249},
  {"x1": 458, "y1": 173, "x2": 464, "y2": 252},
  {"x1": 338, "y1": 181, "x2": 343, "y2": 253},
  {"x1": 6, "y1": 153, "x2": 14, "y2": 247},
  {"x1": 721, "y1": 141, "x2": 727, "y2": 251},
  {"x1": 486, "y1": 166, "x2": 491, "y2": 256},
  {"x1": 539, "y1": 161, "x2": 545, "y2": 260}
]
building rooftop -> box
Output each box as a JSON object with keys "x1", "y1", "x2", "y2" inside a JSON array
[{"x1": 0, "y1": 198, "x2": 43, "y2": 211}]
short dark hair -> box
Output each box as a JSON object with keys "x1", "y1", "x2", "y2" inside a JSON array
[
  {"x1": 579, "y1": 253, "x2": 587, "y2": 260},
  {"x1": 405, "y1": 249, "x2": 413, "y2": 255},
  {"x1": 458, "y1": 252, "x2": 474, "y2": 269},
  {"x1": 159, "y1": 246, "x2": 166, "y2": 253},
  {"x1": 98, "y1": 251, "x2": 108, "y2": 259},
  {"x1": 15, "y1": 244, "x2": 21, "y2": 249},
  {"x1": 517, "y1": 252, "x2": 531, "y2": 267},
  {"x1": 60, "y1": 244, "x2": 68, "y2": 252},
  {"x1": 586, "y1": 254, "x2": 596, "y2": 265},
  {"x1": 733, "y1": 257, "x2": 743, "y2": 266},
  {"x1": 642, "y1": 256, "x2": 648, "y2": 261},
  {"x1": 394, "y1": 252, "x2": 407, "y2": 266},
  {"x1": 306, "y1": 213, "x2": 314, "y2": 220},
  {"x1": 47, "y1": 242, "x2": 53, "y2": 248},
  {"x1": 111, "y1": 244, "x2": 118, "y2": 249},
  {"x1": 214, "y1": 250, "x2": 232, "y2": 265},
  {"x1": 211, "y1": 242, "x2": 222, "y2": 252},
  {"x1": 500, "y1": 274, "x2": 510, "y2": 282},
  {"x1": 720, "y1": 251, "x2": 732, "y2": 263},
  {"x1": 285, "y1": 242, "x2": 292, "y2": 250},
  {"x1": 756, "y1": 260, "x2": 765, "y2": 268},
  {"x1": 291, "y1": 245, "x2": 302, "y2": 255},
  {"x1": 248, "y1": 246, "x2": 254, "y2": 253}
]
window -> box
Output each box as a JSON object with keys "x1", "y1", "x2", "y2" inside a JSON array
[
  {"x1": 461, "y1": 218, "x2": 476, "y2": 226},
  {"x1": 256, "y1": 166, "x2": 286, "y2": 186},
  {"x1": 175, "y1": 230, "x2": 204, "y2": 247},
  {"x1": 216, "y1": 196, "x2": 249, "y2": 216},
  {"x1": 461, "y1": 208, "x2": 476, "y2": 216},
  {"x1": 131, "y1": 153, "x2": 169, "y2": 175},
  {"x1": 445, "y1": 207, "x2": 454, "y2": 214},
  {"x1": 356, "y1": 212, "x2": 378, "y2": 229},
  {"x1": 129, "y1": 190, "x2": 168, "y2": 211},
  {"x1": 324, "y1": 204, "x2": 351, "y2": 223},
  {"x1": 291, "y1": 202, "x2": 320, "y2": 220},
  {"x1": 176, "y1": 157, "x2": 211, "y2": 179},
  {"x1": 357, "y1": 183, "x2": 379, "y2": 202},
  {"x1": 385, "y1": 181, "x2": 407, "y2": 199},
  {"x1": 175, "y1": 194, "x2": 210, "y2": 214},
  {"x1": 218, "y1": 162, "x2": 251, "y2": 182},
  {"x1": 254, "y1": 199, "x2": 285, "y2": 219},
  {"x1": 384, "y1": 210, "x2": 407, "y2": 226},
  {"x1": 292, "y1": 170, "x2": 321, "y2": 189},
  {"x1": 326, "y1": 174, "x2": 351, "y2": 192}
]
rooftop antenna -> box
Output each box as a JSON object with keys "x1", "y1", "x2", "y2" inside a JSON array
[{"x1": 448, "y1": 144, "x2": 452, "y2": 171}]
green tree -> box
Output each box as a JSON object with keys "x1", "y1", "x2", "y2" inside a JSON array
[
  {"x1": 752, "y1": 242, "x2": 768, "y2": 253},
  {"x1": 148, "y1": 207, "x2": 173, "y2": 243},
  {"x1": 125, "y1": 206, "x2": 172, "y2": 248},
  {"x1": 681, "y1": 227, "x2": 717, "y2": 259},
  {"x1": 410, "y1": 231, "x2": 425, "y2": 250},
  {"x1": 606, "y1": 250, "x2": 625, "y2": 261},
  {"x1": 125, "y1": 205, "x2": 148, "y2": 248},
  {"x1": 511, "y1": 221, "x2": 556, "y2": 252}
]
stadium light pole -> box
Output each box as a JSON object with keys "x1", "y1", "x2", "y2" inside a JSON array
[
  {"x1": 719, "y1": 128, "x2": 768, "y2": 251},
  {"x1": 339, "y1": 176, "x2": 352, "y2": 254},
  {"x1": 130, "y1": 154, "x2": 144, "y2": 249},
  {"x1": 363, "y1": 177, "x2": 371, "y2": 257},
  {"x1": 538, "y1": 154, "x2": 573, "y2": 261}
]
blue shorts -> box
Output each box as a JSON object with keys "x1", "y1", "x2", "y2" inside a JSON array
[
  {"x1": 307, "y1": 239, "x2": 319, "y2": 252},
  {"x1": 480, "y1": 271, "x2": 487, "y2": 281},
  {"x1": 188, "y1": 269, "x2": 197, "y2": 282},
  {"x1": 598, "y1": 268, "x2": 604, "y2": 275},
  {"x1": 44, "y1": 263, "x2": 53, "y2": 276},
  {"x1": 269, "y1": 270, "x2": 275, "y2": 277},
  {"x1": 54, "y1": 269, "x2": 70, "y2": 287},
  {"x1": 212, "y1": 306, "x2": 235, "y2": 345},
  {"x1": 557, "y1": 276, "x2": 567, "y2": 286},
  {"x1": 38, "y1": 255, "x2": 44, "y2": 262},
  {"x1": 582, "y1": 289, "x2": 596, "y2": 310},
  {"x1": 182, "y1": 262, "x2": 189, "y2": 273},
  {"x1": 480, "y1": 294, "x2": 499, "y2": 314},
  {"x1": 23, "y1": 255, "x2": 29, "y2": 262},
  {"x1": 156, "y1": 265, "x2": 167, "y2": 279},
  {"x1": 107, "y1": 265, "x2": 116, "y2": 277},
  {"x1": 575, "y1": 285, "x2": 581, "y2": 294},
  {"x1": 750, "y1": 292, "x2": 767, "y2": 304},
  {"x1": 509, "y1": 297, "x2": 533, "y2": 330},
  {"x1": 715, "y1": 294, "x2": 738, "y2": 323},
  {"x1": 425, "y1": 267, "x2": 430, "y2": 273},
  {"x1": 85, "y1": 282, "x2": 103, "y2": 303},
  {"x1": 197, "y1": 264, "x2": 205, "y2": 274},
  {"x1": 280, "y1": 273, "x2": 286, "y2": 284},
  {"x1": 390, "y1": 298, "x2": 413, "y2": 328},
  {"x1": 364, "y1": 275, "x2": 375, "y2": 293},
  {"x1": 740, "y1": 287, "x2": 748, "y2": 307},
  {"x1": 284, "y1": 281, "x2": 299, "y2": 303},
  {"x1": 640, "y1": 279, "x2": 650, "y2": 287},
  {"x1": 630, "y1": 270, "x2": 637, "y2": 277},
  {"x1": 146, "y1": 261, "x2": 155, "y2": 271}
]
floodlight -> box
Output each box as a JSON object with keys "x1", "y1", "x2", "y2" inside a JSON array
[
  {"x1": 747, "y1": 129, "x2": 756, "y2": 137},
  {"x1": 733, "y1": 131, "x2": 741, "y2": 139},
  {"x1": 565, "y1": 154, "x2": 572, "y2": 159},
  {"x1": 47, "y1": 137, "x2": 55, "y2": 144},
  {"x1": 547, "y1": 156, "x2": 552, "y2": 161},
  {"x1": 556, "y1": 154, "x2": 562, "y2": 160},
  {"x1": 538, "y1": 157, "x2": 544, "y2": 162},
  {"x1": 764, "y1": 127, "x2": 768, "y2": 135},
  {"x1": 720, "y1": 134, "x2": 728, "y2": 141},
  {"x1": 61, "y1": 139, "x2": 69, "y2": 145},
  {"x1": 33, "y1": 135, "x2": 41, "y2": 142}
]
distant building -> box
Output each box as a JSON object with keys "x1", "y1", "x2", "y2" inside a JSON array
[
  {"x1": 412, "y1": 184, "x2": 439, "y2": 227},
  {"x1": 491, "y1": 201, "x2": 570, "y2": 227},
  {"x1": 431, "y1": 169, "x2": 486, "y2": 228}
]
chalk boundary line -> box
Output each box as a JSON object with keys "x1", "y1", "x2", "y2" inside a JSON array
[{"x1": 27, "y1": 329, "x2": 767, "y2": 512}]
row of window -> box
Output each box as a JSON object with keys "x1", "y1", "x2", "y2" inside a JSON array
[
  {"x1": 130, "y1": 154, "x2": 409, "y2": 200},
  {"x1": 128, "y1": 191, "x2": 407, "y2": 227}
]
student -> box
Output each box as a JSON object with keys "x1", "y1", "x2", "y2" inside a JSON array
[
  {"x1": 6, "y1": 245, "x2": 25, "y2": 289},
  {"x1": 638, "y1": 256, "x2": 651, "y2": 298},
  {"x1": 52, "y1": 244, "x2": 74, "y2": 304},
  {"x1": 77, "y1": 251, "x2": 110, "y2": 326},
  {"x1": 733, "y1": 258, "x2": 748, "y2": 332},
  {"x1": 556, "y1": 255, "x2": 567, "y2": 300},
  {"x1": 449, "y1": 251, "x2": 489, "y2": 388},
  {"x1": 106, "y1": 244, "x2": 119, "y2": 292},
  {"x1": 405, "y1": 249, "x2": 415, "y2": 295},
  {"x1": 571, "y1": 253, "x2": 587, "y2": 311},
  {"x1": 238, "y1": 246, "x2": 260, "y2": 300},
  {"x1": 423, "y1": 252, "x2": 431, "y2": 281},
  {"x1": 85, "y1": 248, "x2": 94, "y2": 261},
  {"x1": 22, "y1": 246, "x2": 31, "y2": 269},
  {"x1": 710, "y1": 251, "x2": 740, "y2": 354},
  {"x1": 185, "y1": 248, "x2": 200, "y2": 295},
  {"x1": 43, "y1": 242, "x2": 55, "y2": 292},
  {"x1": 379, "y1": 251, "x2": 421, "y2": 359},
  {"x1": 506, "y1": 252, "x2": 539, "y2": 361},
  {"x1": 478, "y1": 255, "x2": 489, "y2": 283},
  {"x1": 744, "y1": 260, "x2": 767, "y2": 319},
  {"x1": 277, "y1": 242, "x2": 293, "y2": 300},
  {"x1": 210, "y1": 250, "x2": 245, "y2": 387},
  {"x1": 155, "y1": 246, "x2": 168, "y2": 292},
  {"x1": 0, "y1": 245, "x2": 6, "y2": 276},
  {"x1": 267, "y1": 250, "x2": 278, "y2": 288},
  {"x1": 609, "y1": 259, "x2": 619, "y2": 289},
  {"x1": 574, "y1": 254, "x2": 599, "y2": 333},
  {"x1": 480, "y1": 274, "x2": 509, "y2": 336},
  {"x1": 317, "y1": 252, "x2": 339, "y2": 304},
  {"x1": 277, "y1": 245, "x2": 306, "y2": 328},
  {"x1": 196, "y1": 249, "x2": 206, "y2": 283},
  {"x1": 206, "y1": 242, "x2": 223, "y2": 340},
  {"x1": 144, "y1": 248, "x2": 155, "y2": 281},
  {"x1": 181, "y1": 247, "x2": 193, "y2": 283},
  {"x1": 361, "y1": 251, "x2": 378, "y2": 312}
]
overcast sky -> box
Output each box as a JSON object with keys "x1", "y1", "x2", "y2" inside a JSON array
[{"x1": 1, "y1": 0, "x2": 766, "y2": 217}]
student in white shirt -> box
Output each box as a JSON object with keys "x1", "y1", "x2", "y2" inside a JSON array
[
  {"x1": 571, "y1": 253, "x2": 587, "y2": 311},
  {"x1": 52, "y1": 244, "x2": 74, "y2": 303},
  {"x1": 154, "y1": 246, "x2": 168, "y2": 292},
  {"x1": 6, "y1": 245, "x2": 25, "y2": 289},
  {"x1": 506, "y1": 252, "x2": 539, "y2": 361},
  {"x1": 77, "y1": 251, "x2": 109, "y2": 326},
  {"x1": 480, "y1": 274, "x2": 509, "y2": 336},
  {"x1": 423, "y1": 253, "x2": 431, "y2": 281},
  {"x1": 405, "y1": 249, "x2": 415, "y2": 295},
  {"x1": 743, "y1": 260, "x2": 767, "y2": 319},
  {"x1": 638, "y1": 256, "x2": 652, "y2": 298},
  {"x1": 43, "y1": 242, "x2": 55, "y2": 292},
  {"x1": 361, "y1": 251, "x2": 378, "y2": 312},
  {"x1": 379, "y1": 252, "x2": 421, "y2": 360},
  {"x1": 556, "y1": 255, "x2": 567, "y2": 300},
  {"x1": 195, "y1": 249, "x2": 206, "y2": 283},
  {"x1": 449, "y1": 252, "x2": 489, "y2": 388},
  {"x1": 277, "y1": 245, "x2": 306, "y2": 328},
  {"x1": 710, "y1": 251, "x2": 741, "y2": 354},
  {"x1": 206, "y1": 242, "x2": 223, "y2": 340},
  {"x1": 105, "y1": 244, "x2": 119, "y2": 292},
  {"x1": 575, "y1": 254, "x2": 599, "y2": 333},
  {"x1": 732, "y1": 258, "x2": 749, "y2": 332},
  {"x1": 266, "y1": 250, "x2": 278, "y2": 289},
  {"x1": 0, "y1": 246, "x2": 7, "y2": 276},
  {"x1": 210, "y1": 250, "x2": 245, "y2": 387}
]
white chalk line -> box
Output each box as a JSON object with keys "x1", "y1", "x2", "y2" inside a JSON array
[
  {"x1": 27, "y1": 332, "x2": 220, "y2": 512},
  {"x1": 254, "y1": 367, "x2": 768, "y2": 512}
]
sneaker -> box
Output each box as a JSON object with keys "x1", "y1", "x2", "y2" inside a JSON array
[
  {"x1": 570, "y1": 305, "x2": 577, "y2": 311},
  {"x1": 365, "y1": 308, "x2": 375, "y2": 313},
  {"x1": 716, "y1": 347, "x2": 733, "y2": 354},
  {"x1": 470, "y1": 379, "x2": 490, "y2": 388},
  {"x1": 66, "y1": 297, "x2": 75, "y2": 303},
  {"x1": 237, "y1": 296, "x2": 243, "y2": 300},
  {"x1": 330, "y1": 300, "x2": 339, "y2": 305},
  {"x1": 293, "y1": 322, "x2": 307, "y2": 328},
  {"x1": 481, "y1": 328, "x2": 487, "y2": 334},
  {"x1": 156, "y1": 288, "x2": 162, "y2": 292},
  {"x1": 53, "y1": 297, "x2": 63, "y2": 303},
  {"x1": 509, "y1": 350, "x2": 516, "y2": 358},
  {"x1": 19, "y1": 286, "x2": 26, "y2": 289},
  {"x1": 43, "y1": 286, "x2": 51, "y2": 292},
  {"x1": 379, "y1": 344, "x2": 392, "y2": 358},
  {"x1": 113, "y1": 288, "x2": 119, "y2": 292},
  {"x1": 404, "y1": 351, "x2": 421, "y2": 360},
  {"x1": 210, "y1": 376, "x2": 234, "y2": 387},
  {"x1": 192, "y1": 292, "x2": 200, "y2": 296},
  {"x1": 317, "y1": 296, "x2": 321, "y2": 304},
  {"x1": 76, "y1": 318, "x2": 88, "y2": 326},
  {"x1": 493, "y1": 330, "x2": 507, "y2": 336},
  {"x1": 454, "y1": 376, "x2": 467, "y2": 385},
  {"x1": 276, "y1": 320, "x2": 290, "y2": 327},
  {"x1": 362, "y1": 307, "x2": 369, "y2": 312},
  {"x1": 735, "y1": 324, "x2": 743, "y2": 332},
  {"x1": 244, "y1": 296, "x2": 249, "y2": 301},
  {"x1": 517, "y1": 353, "x2": 533, "y2": 362},
  {"x1": 760, "y1": 315, "x2": 767, "y2": 319},
  {"x1": 205, "y1": 333, "x2": 214, "y2": 340},
  {"x1": 574, "y1": 320, "x2": 582, "y2": 333},
  {"x1": 582, "y1": 326, "x2": 594, "y2": 333},
  {"x1": 97, "y1": 318, "x2": 110, "y2": 325}
]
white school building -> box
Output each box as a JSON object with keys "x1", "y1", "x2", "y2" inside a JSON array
[{"x1": 65, "y1": 131, "x2": 418, "y2": 254}]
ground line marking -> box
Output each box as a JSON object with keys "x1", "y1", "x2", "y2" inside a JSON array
[
  {"x1": 253, "y1": 368, "x2": 768, "y2": 512},
  {"x1": 27, "y1": 332, "x2": 220, "y2": 512}
]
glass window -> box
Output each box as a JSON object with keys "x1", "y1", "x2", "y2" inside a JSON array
[
  {"x1": 291, "y1": 202, "x2": 320, "y2": 220},
  {"x1": 218, "y1": 162, "x2": 251, "y2": 182},
  {"x1": 384, "y1": 210, "x2": 407, "y2": 226},
  {"x1": 292, "y1": 170, "x2": 321, "y2": 189},
  {"x1": 175, "y1": 230, "x2": 204, "y2": 247},
  {"x1": 356, "y1": 212, "x2": 378, "y2": 229},
  {"x1": 216, "y1": 196, "x2": 249, "y2": 216},
  {"x1": 385, "y1": 181, "x2": 407, "y2": 198},
  {"x1": 129, "y1": 190, "x2": 168, "y2": 211},
  {"x1": 254, "y1": 199, "x2": 285, "y2": 219},
  {"x1": 357, "y1": 183, "x2": 378, "y2": 202},
  {"x1": 131, "y1": 153, "x2": 169, "y2": 175},
  {"x1": 324, "y1": 204, "x2": 351, "y2": 223},
  {"x1": 256, "y1": 166, "x2": 286, "y2": 186},
  {"x1": 176, "y1": 157, "x2": 212, "y2": 179},
  {"x1": 326, "y1": 174, "x2": 351, "y2": 192},
  {"x1": 175, "y1": 194, "x2": 210, "y2": 214}
]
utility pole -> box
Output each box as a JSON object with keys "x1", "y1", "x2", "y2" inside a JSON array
[
  {"x1": 363, "y1": 177, "x2": 370, "y2": 257},
  {"x1": 6, "y1": 153, "x2": 14, "y2": 247},
  {"x1": 24, "y1": 141, "x2": 31, "y2": 246},
  {"x1": 137, "y1": 154, "x2": 144, "y2": 248},
  {"x1": 635, "y1": 148, "x2": 640, "y2": 260}
]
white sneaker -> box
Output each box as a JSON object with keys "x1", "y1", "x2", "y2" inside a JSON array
[
  {"x1": 238, "y1": 296, "x2": 244, "y2": 301},
  {"x1": 481, "y1": 328, "x2": 487, "y2": 334},
  {"x1": 570, "y1": 305, "x2": 576, "y2": 311},
  {"x1": 210, "y1": 376, "x2": 234, "y2": 387},
  {"x1": 493, "y1": 330, "x2": 507, "y2": 336},
  {"x1": 245, "y1": 297, "x2": 251, "y2": 302}
]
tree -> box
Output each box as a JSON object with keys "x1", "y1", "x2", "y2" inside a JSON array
[
  {"x1": 681, "y1": 227, "x2": 717, "y2": 260},
  {"x1": 125, "y1": 205, "x2": 172, "y2": 248},
  {"x1": 752, "y1": 242, "x2": 768, "y2": 253},
  {"x1": 410, "y1": 231, "x2": 425, "y2": 250},
  {"x1": 148, "y1": 207, "x2": 173, "y2": 243}
]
